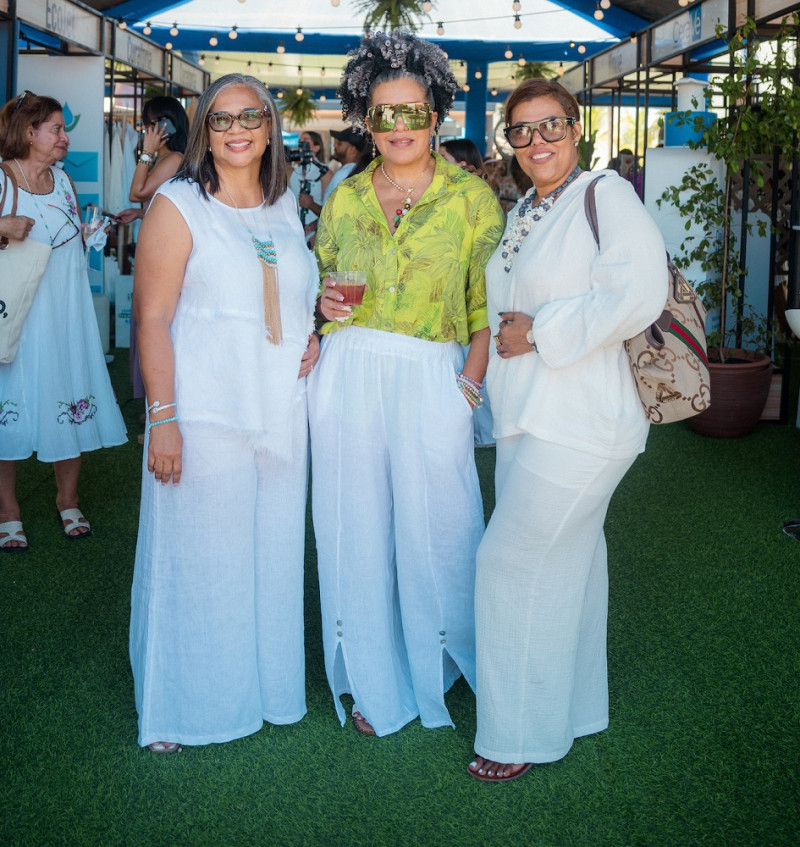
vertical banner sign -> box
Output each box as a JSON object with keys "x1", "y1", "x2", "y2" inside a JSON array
[{"x1": 18, "y1": 55, "x2": 106, "y2": 293}]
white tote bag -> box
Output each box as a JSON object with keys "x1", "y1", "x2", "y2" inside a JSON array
[{"x1": 0, "y1": 163, "x2": 52, "y2": 364}]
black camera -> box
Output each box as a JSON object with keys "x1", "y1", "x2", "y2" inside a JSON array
[{"x1": 286, "y1": 139, "x2": 314, "y2": 166}]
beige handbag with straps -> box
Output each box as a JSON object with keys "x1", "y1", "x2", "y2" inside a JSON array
[{"x1": 0, "y1": 161, "x2": 52, "y2": 364}]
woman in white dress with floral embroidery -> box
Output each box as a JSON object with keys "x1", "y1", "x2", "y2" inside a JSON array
[
  {"x1": 0, "y1": 92, "x2": 126, "y2": 553},
  {"x1": 129, "y1": 74, "x2": 320, "y2": 753}
]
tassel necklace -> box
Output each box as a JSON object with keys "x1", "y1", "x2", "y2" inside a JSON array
[
  {"x1": 219, "y1": 181, "x2": 282, "y2": 345},
  {"x1": 380, "y1": 160, "x2": 431, "y2": 230}
]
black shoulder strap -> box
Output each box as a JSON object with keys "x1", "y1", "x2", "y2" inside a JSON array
[{"x1": 583, "y1": 174, "x2": 606, "y2": 249}]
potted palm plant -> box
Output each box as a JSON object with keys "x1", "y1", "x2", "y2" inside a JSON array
[{"x1": 659, "y1": 13, "x2": 800, "y2": 437}]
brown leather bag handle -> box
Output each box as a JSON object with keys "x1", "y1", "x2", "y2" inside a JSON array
[{"x1": 0, "y1": 161, "x2": 20, "y2": 249}]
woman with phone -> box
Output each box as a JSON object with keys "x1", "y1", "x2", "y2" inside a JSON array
[
  {"x1": 116, "y1": 97, "x2": 190, "y2": 415},
  {"x1": 115, "y1": 96, "x2": 189, "y2": 223}
]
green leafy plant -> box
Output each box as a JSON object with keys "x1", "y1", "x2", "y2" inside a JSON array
[
  {"x1": 355, "y1": 0, "x2": 430, "y2": 33},
  {"x1": 658, "y1": 14, "x2": 800, "y2": 361},
  {"x1": 279, "y1": 88, "x2": 317, "y2": 128},
  {"x1": 513, "y1": 62, "x2": 554, "y2": 82}
]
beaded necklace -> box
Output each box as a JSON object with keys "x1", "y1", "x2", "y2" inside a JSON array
[
  {"x1": 380, "y1": 160, "x2": 431, "y2": 230},
  {"x1": 501, "y1": 165, "x2": 582, "y2": 273},
  {"x1": 219, "y1": 181, "x2": 282, "y2": 345}
]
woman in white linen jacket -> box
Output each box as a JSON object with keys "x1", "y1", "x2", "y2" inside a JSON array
[{"x1": 468, "y1": 79, "x2": 668, "y2": 782}]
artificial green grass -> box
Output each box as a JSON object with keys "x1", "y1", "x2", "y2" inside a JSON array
[{"x1": 1, "y1": 351, "x2": 798, "y2": 846}]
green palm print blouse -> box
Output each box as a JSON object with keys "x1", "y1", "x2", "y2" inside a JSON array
[{"x1": 315, "y1": 153, "x2": 505, "y2": 345}]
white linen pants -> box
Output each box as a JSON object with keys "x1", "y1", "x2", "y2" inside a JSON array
[
  {"x1": 474, "y1": 434, "x2": 637, "y2": 764},
  {"x1": 130, "y1": 401, "x2": 308, "y2": 748},
  {"x1": 309, "y1": 327, "x2": 482, "y2": 736}
]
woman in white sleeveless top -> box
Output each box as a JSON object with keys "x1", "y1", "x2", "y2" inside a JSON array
[{"x1": 129, "y1": 74, "x2": 320, "y2": 753}]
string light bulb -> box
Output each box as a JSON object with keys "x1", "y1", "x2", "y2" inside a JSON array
[
  {"x1": 463, "y1": 83, "x2": 470, "y2": 92},
  {"x1": 475, "y1": 69, "x2": 482, "y2": 79},
  {"x1": 593, "y1": 3, "x2": 604, "y2": 20},
  {"x1": 118, "y1": 20, "x2": 127, "y2": 30},
  {"x1": 143, "y1": 22, "x2": 152, "y2": 36},
  {"x1": 297, "y1": 65, "x2": 303, "y2": 76},
  {"x1": 170, "y1": 23, "x2": 179, "y2": 37},
  {"x1": 277, "y1": 42, "x2": 285, "y2": 53},
  {"x1": 276, "y1": 90, "x2": 284, "y2": 99},
  {"x1": 247, "y1": 61, "x2": 252, "y2": 70},
  {"x1": 490, "y1": 87, "x2": 498, "y2": 96},
  {"x1": 199, "y1": 54, "x2": 206, "y2": 66},
  {"x1": 320, "y1": 66, "x2": 326, "y2": 77},
  {"x1": 165, "y1": 42, "x2": 172, "y2": 51},
  {"x1": 229, "y1": 26, "x2": 238, "y2": 40},
  {"x1": 436, "y1": 22, "x2": 445, "y2": 36},
  {"x1": 558, "y1": 62, "x2": 564, "y2": 76},
  {"x1": 320, "y1": 94, "x2": 327, "y2": 102},
  {"x1": 512, "y1": 1, "x2": 521, "y2": 11},
  {"x1": 578, "y1": 44, "x2": 586, "y2": 54},
  {"x1": 518, "y1": 55, "x2": 526, "y2": 66},
  {"x1": 267, "y1": 62, "x2": 273, "y2": 72},
  {"x1": 331, "y1": 0, "x2": 340, "y2": 6},
  {"x1": 514, "y1": 14, "x2": 522, "y2": 29},
  {"x1": 504, "y1": 45, "x2": 513, "y2": 59},
  {"x1": 296, "y1": 27, "x2": 304, "y2": 42},
  {"x1": 422, "y1": 1, "x2": 433, "y2": 10},
  {"x1": 209, "y1": 33, "x2": 218, "y2": 46},
  {"x1": 214, "y1": 55, "x2": 220, "y2": 66},
  {"x1": 296, "y1": 87, "x2": 303, "y2": 95},
  {"x1": 601, "y1": 0, "x2": 611, "y2": 8}
]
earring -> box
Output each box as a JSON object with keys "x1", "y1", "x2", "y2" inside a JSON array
[
  {"x1": 574, "y1": 140, "x2": 579, "y2": 147},
  {"x1": 266, "y1": 138, "x2": 270, "y2": 146},
  {"x1": 372, "y1": 138, "x2": 377, "y2": 158}
]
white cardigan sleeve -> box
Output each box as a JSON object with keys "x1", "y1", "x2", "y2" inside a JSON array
[{"x1": 532, "y1": 174, "x2": 668, "y2": 370}]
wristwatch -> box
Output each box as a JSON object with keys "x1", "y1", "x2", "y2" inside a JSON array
[
  {"x1": 526, "y1": 328, "x2": 538, "y2": 352},
  {"x1": 138, "y1": 152, "x2": 155, "y2": 165}
]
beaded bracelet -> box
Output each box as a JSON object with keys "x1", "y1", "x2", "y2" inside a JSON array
[
  {"x1": 457, "y1": 372, "x2": 484, "y2": 391},
  {"x1": 456, "y1": 375, "x2": 484, "y2": 408},
  {"x1": 148, "y1": 415, "x2": 179, "y2": 429}
]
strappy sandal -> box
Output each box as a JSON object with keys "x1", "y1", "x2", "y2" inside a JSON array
[
  {"x1": 56, "y1": 508, "x2": 91, "y2": 540},
  {"x1": 0, "y1": 521, "x2": 28, "y2": 553},
  {"x1": 147, "y1": 741, "x2": 182, "y2": 754}
]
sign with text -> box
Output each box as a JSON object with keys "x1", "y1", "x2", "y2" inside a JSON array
[
  {"x1": 18, "y1": 0, "x2": 101, "y2": 52},
  {"x1": 652, "y1": 0, "x2": 729, "y2": 62}
]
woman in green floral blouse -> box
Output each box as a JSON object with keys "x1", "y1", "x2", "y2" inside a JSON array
[{"x1": 309, "y1": 32, "x2": 505, "y2": 738}]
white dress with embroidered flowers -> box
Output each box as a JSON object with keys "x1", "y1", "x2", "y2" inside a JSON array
[{"x1": 0, "y1": 166, "x2": 126, "y2": 461}]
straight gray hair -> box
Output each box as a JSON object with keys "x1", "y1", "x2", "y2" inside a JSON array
[{"x1": 176, "y1": 74, "x2": 286, "y2": 204}]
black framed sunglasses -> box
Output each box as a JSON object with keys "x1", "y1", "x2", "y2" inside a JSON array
[
  {"x1": 503, "y1": 116, "x2": 577, "y2": 148},
  {"x1": 207, "y1": 107, "x2": 269, "y2": 133}
]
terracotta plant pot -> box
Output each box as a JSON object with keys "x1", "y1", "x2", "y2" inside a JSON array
[{"x1": 686, "y1": 348, "x2": 773, "y2": 438}]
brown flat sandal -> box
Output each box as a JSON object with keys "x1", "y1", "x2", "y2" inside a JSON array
[
  {"x1": 467, "y1": 755, "x2": 532, "y2": 783},
  {"x1": 352, "y1": 710, "x2": 376, "y2": 736}
]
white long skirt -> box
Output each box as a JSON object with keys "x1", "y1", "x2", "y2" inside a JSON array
[
  {"x1": 130, "y1": 397, "x2": 308, "y2": 748},
  {"x1": 474, "y1": 434, "x2": 636, "y2": 764},
  {"x1": 309, "y1": 327, "x2": 482, "y2": 736}
]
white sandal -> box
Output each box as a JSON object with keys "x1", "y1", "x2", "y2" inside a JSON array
[
  {"x1": 0, "y1": 520, "x2": 28, "y2": 553},
  {"x1": 56, "y1": 508, "x2": 92, "y2": 540}
]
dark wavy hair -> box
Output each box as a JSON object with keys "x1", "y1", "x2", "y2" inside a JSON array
[
  {"x1": 174, "y1": 74, "x2": 286, "y2": 205},
  {"x1": 338, "y1": 31, "x2": 457, "y2": 133},
  {"x1": 440, "y1": 138, "x2": 484, "y2": 172},
  {"x1": 142, "y1": 95, "x2": 189, "y2": 154},
  {"x1": 0, "y1": 91, "x2": 63, "y2": 159}
]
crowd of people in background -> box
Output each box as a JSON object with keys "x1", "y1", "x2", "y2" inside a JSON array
[{"x1": 1, "y1": 29, "x2": 670, "y2": 784}]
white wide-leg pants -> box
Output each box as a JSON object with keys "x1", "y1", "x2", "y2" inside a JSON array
[
  {"x1": 130, "y1": 396, "x2": 309, "y2": 748},
  {"x1": 474, "y1": 434, "x2": 636, "y2": 764},
  {"x1": 309, "y1": 327, "x2": 483, "y2": 736}
]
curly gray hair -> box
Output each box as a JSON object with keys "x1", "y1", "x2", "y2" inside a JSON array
[{"x1": 338, "y1": 31, "x2": 457, "y2": 133}]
